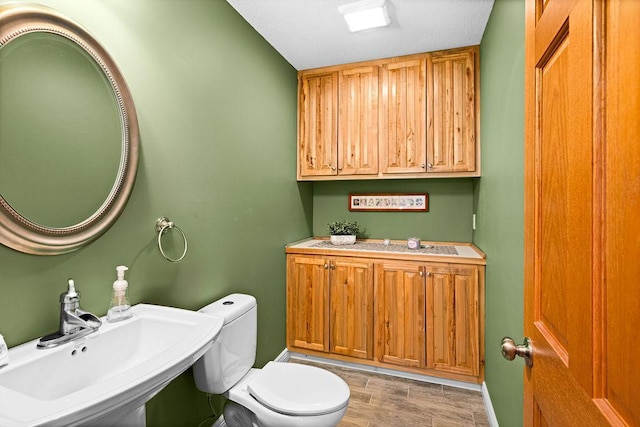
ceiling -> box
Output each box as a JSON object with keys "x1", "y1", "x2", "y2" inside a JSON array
[{"x1": 225, "y1": 0, "x2": 495, "y2": 70}]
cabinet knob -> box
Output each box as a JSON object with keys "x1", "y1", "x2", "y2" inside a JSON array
[
  {"x1": 419, "y1": 270, "x2": 424, "y2": 277},
  {"x1": 324, "y1": 264, "x2": 329, "y2": 269},
  {"x1": 330, "y1": 166, "x2": 336, "y2": 171},
  {"x1": 421, "y1": 164, "x2": 426, "y2": 169},
  {"x1": 428, "y1": 163, "x2": 433, "y2": 169}
]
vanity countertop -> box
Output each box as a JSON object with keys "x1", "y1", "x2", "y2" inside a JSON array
[{"x1": 286, "y1": 238, "x2": 485, "y2": 265}]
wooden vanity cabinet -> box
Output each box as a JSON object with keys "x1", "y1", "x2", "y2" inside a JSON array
[
  {"x1": 286, "y1": 254, "x2": 375, "y2": 359},
  {"x1": 329, "y1": 257, "x2": 374, "y2": 359},
  {"x1": 374, "y1": 260, "x2": 484, "y2": 379},
  {"x1": 286, "y1": 255, "x2": 330, "y2": 352},
  {"x1": 374, "y1": 260, "x2": 426, "y2": 368},
  {"x1": 425, "y1": 263, "x2": 483, "y2": 378},
  {"x1": 286, "y1": 243, "x2": 485, "y2": 384}
]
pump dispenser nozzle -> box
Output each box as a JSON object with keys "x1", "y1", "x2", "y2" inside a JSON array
[{"x1": 116, "y1": 265, "x2": 128, "y2": 280}]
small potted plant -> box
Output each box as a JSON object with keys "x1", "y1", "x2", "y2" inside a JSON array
[{"x1": 327, "y1": 220, "x2": 359, "y2": 245}]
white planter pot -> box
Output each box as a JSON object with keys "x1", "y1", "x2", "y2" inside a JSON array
[{"x1": 330, "y1": 235, "x2": 356, "y2": 245}]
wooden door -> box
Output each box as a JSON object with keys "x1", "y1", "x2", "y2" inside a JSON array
[
  {"x1": 329, "y1": 257, "x2": 374, "y2": 360},
  {"x1": 374, "y1": 261, "x2": 425, "y2": 368},
  {"x1": 338, "y1": 65, "x2": 379, "y2": 175},
  {"x1": 379, "y1": 56, "x2": 427, "y2": 174},
  {"x1": 523, "y1": 0, "x2": 640, "y2": 425},
  {"x1": 427, "y1": 47, "x2": 477, "y2": 173},
  {"x1": 298, "y1": 70, "x2": 338, "y2": 177},
  {"x1": 426, "y1": 264, "x2": 483, "y2": 379},
  {"x1": 286, "y1": 255, "x2": 329, "y2": 353}
]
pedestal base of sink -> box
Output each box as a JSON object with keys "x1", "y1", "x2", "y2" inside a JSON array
[{"x1": 94, "y1": 405, "x2": 145, "y2": 427}]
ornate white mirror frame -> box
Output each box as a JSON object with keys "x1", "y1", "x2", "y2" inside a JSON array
[{"x1": 0, "y1": 4, "x2": 139, "y2": 255}]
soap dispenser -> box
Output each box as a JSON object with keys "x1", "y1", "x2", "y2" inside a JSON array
[{"x1": 107, "y1": 265, "x2": 132, "y2": 322}]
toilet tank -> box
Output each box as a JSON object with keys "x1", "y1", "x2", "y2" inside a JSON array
[{"x1": 193, "y1": 294, "x2": 257, "y2": 394}]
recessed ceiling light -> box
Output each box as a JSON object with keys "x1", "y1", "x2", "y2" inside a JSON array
[{"x1": 338, "y1": 0, "x2": 391, "y2": 33}]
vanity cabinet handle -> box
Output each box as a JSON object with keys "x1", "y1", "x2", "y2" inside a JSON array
[{"x1": 324, "y1": 264, "x2": 329, "y2": 269}]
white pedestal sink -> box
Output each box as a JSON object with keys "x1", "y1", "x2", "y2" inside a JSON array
[{"x1": 0, "y1": 304, "x2": 223, "y2": 426}]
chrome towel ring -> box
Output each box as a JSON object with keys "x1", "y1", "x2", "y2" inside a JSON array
[{"x1": 155, "y1": 217, "x2": 188, "y2": 263}]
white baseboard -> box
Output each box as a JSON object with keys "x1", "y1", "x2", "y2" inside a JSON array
[
  {"x1": 286, "y1": 350, "x2": 482, "y2": 391},
  {"x1": 482, "y1": 382, "x2": 499, "y2": 427},
  {"x1": 273, "y1": 347, "x2": 291, "y2": 362}
]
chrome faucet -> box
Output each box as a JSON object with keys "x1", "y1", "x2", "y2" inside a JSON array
[{"x1": 37, "y1": 279, "x2": 102, "y2": 349}]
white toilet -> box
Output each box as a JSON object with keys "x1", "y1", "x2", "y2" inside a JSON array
[{"x1": 193, "y1": 294, "x2": 350, "y2": 427}]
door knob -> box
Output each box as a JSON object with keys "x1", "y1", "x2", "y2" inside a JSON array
[{"x1": 501, "y1": 337, "x2": 533, "y2": 367}]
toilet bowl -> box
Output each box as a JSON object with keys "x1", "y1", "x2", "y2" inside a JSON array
[{"x1": 193, "y1": 294, "x2": 350, "y2": 427}]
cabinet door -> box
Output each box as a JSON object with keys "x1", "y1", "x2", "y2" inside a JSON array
[
  {"x1": 286, "y1": 255, "x2": 330, "y2": 352},
  {"x1": 374, "y1": 261, "x2": 425, "y2": 368},
  {"x1": 330, "y1": 257, "x2": 374, "y2": 359},
  {"x1": 338, "y1": 65, "x2": 379, "y2": 175},
  {"x1": 425, "y1": 264, "x2": 481, "y2": 377},
  {"x1": 380, "y1": 57, "x2": 427, "y2": 174},
  {"x1": 428, "y1": 48, "x2": 477, "y2": 173},
  {"x1": 298, "y1": 71, "x2": 338, "y2": 177}
]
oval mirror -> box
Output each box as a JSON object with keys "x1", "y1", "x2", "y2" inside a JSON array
[{"x1": 0, "y1": 4, "x2": 139, "y2": 255}]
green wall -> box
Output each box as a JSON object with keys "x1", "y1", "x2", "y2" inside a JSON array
[
  {"x1": 312, "y1": 180, "x2": 474, "y2": 242},
  {"x1": 0, "y1": 1, "x2": 310, "y2": 425},
  {"x1": 475, "y1": 0, "x2": 526, "y2": 425}
]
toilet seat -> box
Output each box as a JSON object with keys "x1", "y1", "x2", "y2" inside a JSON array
[{"x1": 247, "y1": 362, "x2": 350, "y2": 416}]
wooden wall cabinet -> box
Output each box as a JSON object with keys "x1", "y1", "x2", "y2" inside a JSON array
[
  {"x1": 286, "y1": 242, "x2": 485, "y2": 383},
  {"x1": 428, "y1": 48, "x2": 478, "y2": 173},
  {"x1": 297, "y1": 46, "x2": 480, "y2": 180},
  {"x1": 297, "y1": 71, "x2": 338, "y2": 177},
  {"x1": 338, "y1": 65, "x2": 379, "y2": 176},
  {"x1": 297, "y1": 65, "x2": 379, "y2": 178},
  {"x1": 379, "y1": 57, "x2": 427, "y2": 175}
]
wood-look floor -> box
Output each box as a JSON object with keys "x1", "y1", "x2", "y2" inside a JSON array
[{"x1": 291, "y1": 360, "x2": 490, "y2": 427}]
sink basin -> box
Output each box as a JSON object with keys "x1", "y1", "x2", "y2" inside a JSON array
[{"x1": 0, "y1": 304, "x2": 223, "y2": 426}]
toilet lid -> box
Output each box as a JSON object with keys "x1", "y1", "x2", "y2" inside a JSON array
[{"x1": 247, "y1": 362, "x2": 350, "y2": 416}]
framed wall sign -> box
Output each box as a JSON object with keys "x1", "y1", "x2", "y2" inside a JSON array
[{"x1": 348, "y1": 193, "x2": 429, "y2": 212}]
